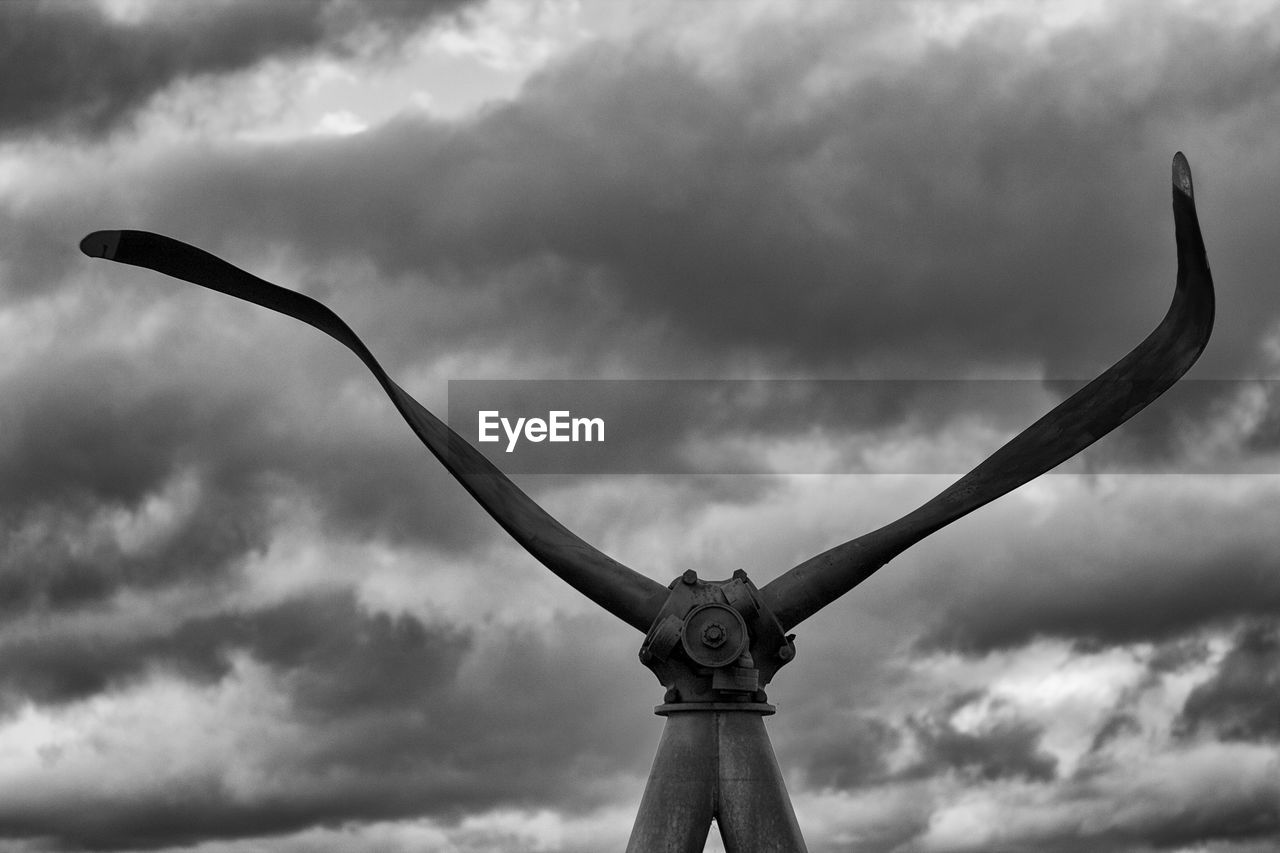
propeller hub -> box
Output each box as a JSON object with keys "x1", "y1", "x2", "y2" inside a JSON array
[{"x1": 639, "y1": 570, "x2": 793, "y2": 712}]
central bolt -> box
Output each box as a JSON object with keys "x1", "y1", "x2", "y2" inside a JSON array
[{"x1": 701, "y1": 622, "x2": 727, "y2": 648}]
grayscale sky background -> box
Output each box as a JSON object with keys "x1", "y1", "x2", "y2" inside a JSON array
[{"x1": 2, "y1": 1, "x2": 1279, "y2": 851}]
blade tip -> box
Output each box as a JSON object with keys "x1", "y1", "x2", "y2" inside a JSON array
[
  {"x1": 80, "y1": 230, "x2": 121, "y2": 260},
  {"x1": 1172, "y1": 152, "x2": 1194, "y2": 199}
]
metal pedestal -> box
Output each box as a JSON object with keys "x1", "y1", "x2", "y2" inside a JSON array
[{"x1": 626, "y1": 708, "x2": 807, "y2": 853}]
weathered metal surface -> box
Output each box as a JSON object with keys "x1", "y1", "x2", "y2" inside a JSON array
[
  {"x1": 639, "y1": 570, "x2": 791, "y2": 708},
  {"x1": 626, "y1": 711, "x2": 807, "y2": 853},
  {"x1": 716, "y1": 712, "x2": 808, "y2": 852},
  {"x1": 626, "y1": 713, "x2": 717, "y2": 853}
]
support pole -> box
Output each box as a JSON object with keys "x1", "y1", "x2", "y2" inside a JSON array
[
  {"x1": 626, "y1": 710, "x2": 807, "y2": 853},
  {"x1": 716, "y1": 712, "x2": 807, "y2": 852},
  {"x1": 626, "y1": 713, "x2": 716, "y2": 853}
]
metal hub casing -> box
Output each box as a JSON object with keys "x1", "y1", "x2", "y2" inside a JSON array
[
  {"x1": 639, "y1": 569, "x2": 796, "y2": 710},
  {"x1": 682, "y1": 603, "x2": 748, "y2": 667}
]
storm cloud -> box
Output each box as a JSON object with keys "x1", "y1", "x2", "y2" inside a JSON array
[
  {"x1": 0, "y1": 0, "x2": 478, "y2": 138},
  {"x1": 3, "y1": 1, "x2": 1280, "y2": 851}
]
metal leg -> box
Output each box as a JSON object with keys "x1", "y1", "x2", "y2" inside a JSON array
[
  {"x1": 626, "y1": 712, "x2": 807, "y2": 853},
  {"x1": 626, "y1": 714, "x2": 716, "y2": 853},
  {"x1": 716, "y1": 713, "x2": 807, "y2": 853}
]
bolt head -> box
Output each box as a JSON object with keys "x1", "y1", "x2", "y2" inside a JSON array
[
  {"x1": 680, "y1": 603, "x2": 748, "y2": 668},
  {"x1": 701, "y1": 622, "x2": 727, "y2": 648}
]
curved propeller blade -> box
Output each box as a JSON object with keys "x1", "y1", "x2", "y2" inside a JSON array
[
  {"x1": 760, "y1": 153, "x2": 1215, "y2": 632},
  {"x1": 79, "y1": 229, "x2": 667, "y2": 632}
]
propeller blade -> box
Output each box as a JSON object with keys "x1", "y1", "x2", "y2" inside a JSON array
[
  {"x1": 80, "y1": 229, "x2": 667, "y2": 632},
  {"x1": 760, "y1": 153, "x2": 1215, "y2": 631}
]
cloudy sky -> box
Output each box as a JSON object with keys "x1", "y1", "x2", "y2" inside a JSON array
[{"x1": 3, "y1": 0, "x2": 1280, "y2": 850}]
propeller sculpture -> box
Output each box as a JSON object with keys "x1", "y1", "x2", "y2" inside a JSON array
[{"x1": 81, "y1": 153, "x2": 1214, "y2": 851}]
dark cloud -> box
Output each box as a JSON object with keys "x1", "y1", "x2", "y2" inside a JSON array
[
  {"x1": 0, "y1": 0, "x2": 478, "y2": 139},
  {"x1": 0, "y1": 7, "x2": 1269, "y2": 625},
  {"x1": 0, "y1": 354, "x2": 247, "y2": 511},
  {"x1": 911, "y1": 486, "x2": 1280, "y2": 654},
  {"x1": 15, "y1": 2, "x2": 1269, "y2": 503},
  {"x1": 1147, "y1": 635, "x2": 1214, "y2": 674},
  {"x1": 0, "y1": 354, "x2": 269, "y2": 614},
  {"x1": 0, "y1": 589, "x2": 469, "y2": 715},
  {"x1": 1088, "y1": 711, "x2": 1142, "y2": 753},
  {"x1": 1064, "y1": 769, "x2": 1280, "y2": 852},
  {"x1": 0, "y1": 596, "x2": 653, "y2": 850},
  {"x1": 789, "y1": 709, "x2": 901, "y2": 791},
  {"x1": 0, "y1": 590, "x2": 473, "y2": 848},
  {"x1": 1140, "y1": 806, "x2": 1280, "y2": 852},
  {"x1": 1084, "y1": 636, "x2": 1210, "y2": 753},
  {"x1": 902, "y1": 691, "x2": 1058, "y2": 783},
  {"x1": 1242, "y1": 382, "x2": 1280, "y2": 453},
  {"x1": 1177, "y1": 620, "x2": 1280, "y2": 742},
  {"x1": 63, "y1": 4, "x2": 1277, "y2": 383},
  {"x1": 0, "y1": 316, "x2": 516, "y2": 620},
  {"x1": 5, "y1": 3, "x2": 1280, "y2": 852},
  {"x1": 0, "y1": 496, "x2": 255, "y2": 616}
]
